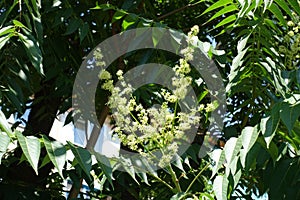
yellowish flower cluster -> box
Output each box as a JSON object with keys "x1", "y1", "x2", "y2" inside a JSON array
[
  {"x1": 280, "y1": 13, "x2": 300, "y2": 70},
  {"x1": 93, "y1": 25, "x2": 219, "y2": 167}
]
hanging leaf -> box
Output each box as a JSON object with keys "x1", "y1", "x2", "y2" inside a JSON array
[
  {"x1": 213, "y1": 175, "x2": 229, "y2": 200},
  {"x1": 280, "y1": 102, "x2": 300, "y2": 134},
  {"x1": 152, "y1": 27, "x2": 165, "y2": 47},
  {"x1": 137, "y1": 172, "x2": 149, "y2": 185},
  {"x1": 0, "y1": 109, "x2": 13, "y2": 137},
  {"x1": 241, "y1": 126, "x2": 259, "y2": 153},
  {"x1": 210, "y1": 149, "x2": 226, "y2": 177},
  {"x1": 12, "y1": 20, "x2": 28, "y2": 29},
  {"x1": 93, "y1": 153, "x2": 114, "y2": 187},
  {"x1": 17, "y1": 30, "x2": 44, "y2": 75},
  {"x1": 63, "y1": 18, "x2": 81, "y2": 35},
  {"x1": 42, "y1": 135, "x2": 66, "y2": 178},
  {"x1": 233, "y1": 169, "x2": 242, "y2": 188},
  {"x1": 239, "y1": 126, "x2": 260, "y2": 168},
  {"x1": 16, "y1": 132, "x2": 41, "y2": 175},
  {"x1": 119, "y1": 156, "x2": 139, "y2": 184},
  {"x1": 268, "y1": 3, "x2": 287, "y2": 27},
  {"x1": 112, "y1": 10, "x2": 127, "y2": 23},
  {"x1": 287, "y1": 0, "x2": 300, "y2": 16},
  {"x1": 201, "y1": 0, "x2": 233, "y2": 16},
  {"x1": 79, "y1": 23, "x2": 89, "y2": 43},
  {"x1": 215, "y1": 14, "x2": 236, "y2": 29},
  {"x1": 122, "y1": 14, "x2": 137, "y2": 30},
  {"x1": 68, "y1": 141, "x2": 92, "y2": 179},
  {"x1": 224, "y1": 137, "x2": 242, "y2": 164},
  {"x1": 207, "y1": 5, "x2": 238, "y2": 23},
  {"x1": 0, "y1": 26, "x2": 14, "y2": 49},
  {"x1": 0, "y1": 132, "x2": 10, "y2": 164},
  {"x1": 274, "y1": 0, "x2": 294, "y2": 20},
  {"x1": 260, "y1": 103, "x2": 280, "y2": 148}
]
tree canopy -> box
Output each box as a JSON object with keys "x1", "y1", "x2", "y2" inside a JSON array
[{"x1": 0, "y1": 0, "x2": 299, "y2": 199}]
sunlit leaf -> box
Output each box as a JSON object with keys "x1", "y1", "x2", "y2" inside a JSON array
[
  {"x1": 202, "y1": 0, "x2": 232, "y2": 16},
  {"x1": 16, "y1": 132, "x2": 41, "y2": 175},
  {"x1": 213, "y1": 175, "x2": 228, "y2": 200},
  {"x1": 0, "y1": 131, "x2": 10, "y2": 164},
  {"x1": 210, "y1": 149, "x2": 225, "y2": 177},
  {"x1": 224, "y1": 137, "x2": 242, "y2": 164},
  {"x1": 122, "y1": 14, "x2": 137, "y2": 30},
  {"x1": 268, "y1": 3, "x2": 287, "y2": 27},
  {"x1": 112, "y1": 10, "x2": 127, "y2": 23},
  {"x1": 0, "y1": 109, "x2": 13, "y2": 137},
  {"x1": 287, "y1": 0, "x2": 300, "y2": 16},
  {"x1": 215, "y1": 14, "x2": 236, "y2": 28},
  {"x1": 207, "y1": 5, "x2": 238, "y2": 23},
  {"x1": 42, "y1": 135, "x2": 66, "y2": 178},
  {"x1": 260, "y1": 103, "x2": 281, "y2": 147},
  {"x1": 274, "y1": 0, "x2": 294, "y2": 19},
  {"x1": 241, "y1": 126, "x2": 259, "y2": 153}
]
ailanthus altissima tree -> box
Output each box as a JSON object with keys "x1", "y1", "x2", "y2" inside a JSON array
[{"x1": 0, "y1": 0, "x2": 299, "y2": 199}]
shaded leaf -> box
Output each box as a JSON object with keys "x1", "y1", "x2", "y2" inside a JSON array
[
  {"x1": 170, "y1": 192, "x2": 185, "y2": 200},
  {"x1": 68, "y1": 142, "x2": 92, "y2": 179},
  {"x1": 93, "y1": 153, "x2": 114, "y2": 187},
  {"x1": 152, "y1": 27, "x2": 165, "y2": 47},
  {"x1": 18, "y1": 31, "x2": 44, "y2": 75},
  {"x1": 119, "y1": 156, "x2": 139, "y2": 184},
  {"x1": 79, "y1": 23, "x2": 89, "y2": 43},
  {"x1": 280, "y1": 102, "x2": 300, "y2": 133},
  {"x1": 63, "y1": 18, "x2": 81, "y2": 35}
]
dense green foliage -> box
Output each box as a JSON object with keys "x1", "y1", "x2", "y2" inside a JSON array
[{"x1": 0, "y1": 0, "x2": 299, "y2": 199}]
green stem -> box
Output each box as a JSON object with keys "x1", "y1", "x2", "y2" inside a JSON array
[
  {"x1": 150, "y1": 173, "x2": 174, "y2": 191},
  {"x1": 185, "y1": 162, "x2": 210, "y2": 193},
  {"x1": 167, "y1": 164, "x2": 182, "y2": 193},
  {"x1": 171, "y1": 101, "x2": 178, "y2": 137}
]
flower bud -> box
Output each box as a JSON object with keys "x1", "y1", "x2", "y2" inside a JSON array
[{"x1": 288, "y1": 31, "x2": 294, "y2": 37}]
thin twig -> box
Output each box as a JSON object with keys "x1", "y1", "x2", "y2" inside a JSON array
[
  {"x1": 167, "y1": 164, "x2": 182, "y2": 193},
  {"x1": 157, "y1": 1, "x2": 202, "y2": 20},
  {"x1": 185, "y1": 162, "x2": 210, "y2": 193}
]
